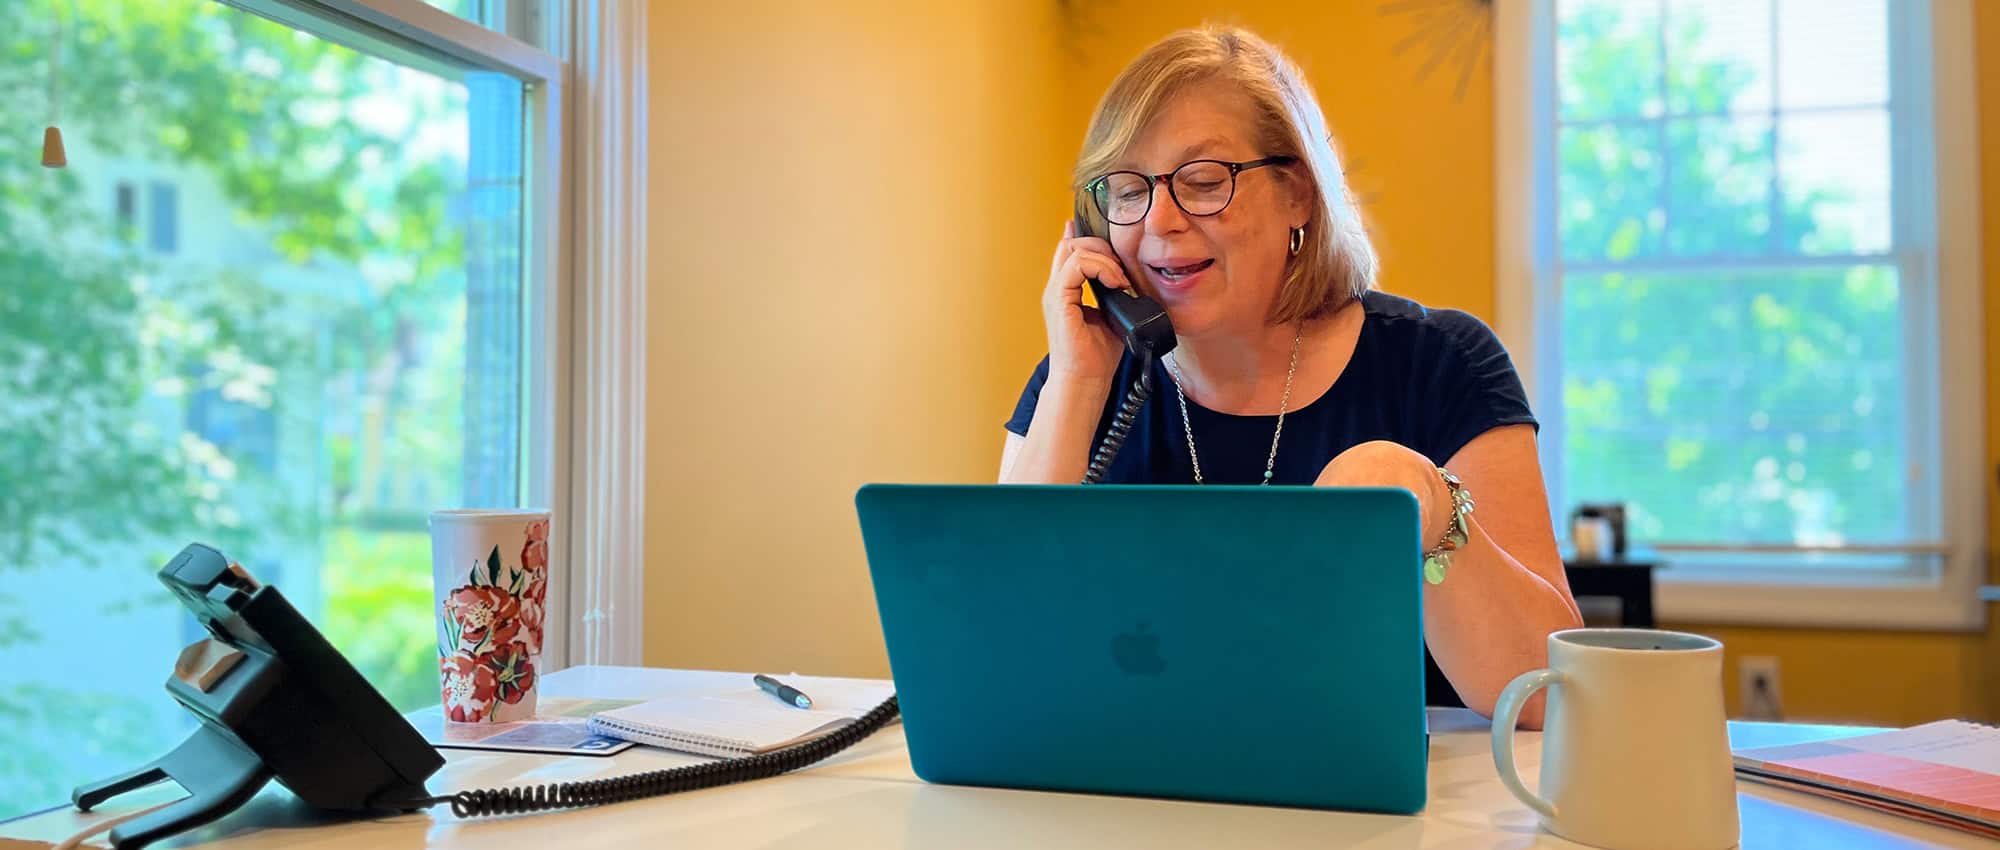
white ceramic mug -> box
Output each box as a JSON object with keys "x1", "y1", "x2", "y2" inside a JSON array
[
  {"x1": 430, "y1": 508, "x2": 552, "y2": 723},
  {"x1": 1491, "y1": 629, "x2": 1740, "y2": 850}
]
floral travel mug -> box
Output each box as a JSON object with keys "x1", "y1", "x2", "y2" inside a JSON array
[{"x1": 430, "y1": 509, "x2": 551, "y2": 723}]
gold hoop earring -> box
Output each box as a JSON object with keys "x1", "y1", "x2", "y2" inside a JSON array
[{"x1": 1288, "y1": 226, "x2": 1305, "y2": 256}]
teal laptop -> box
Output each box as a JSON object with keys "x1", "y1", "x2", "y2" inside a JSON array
[{"x1": 853, "y1": 483, "x2": 1428, "y2": 814}]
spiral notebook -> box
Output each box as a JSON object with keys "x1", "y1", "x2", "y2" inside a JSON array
[
  {"x1": 585, "y1": 675, "x2": 895, "y2": 758},
  {"x1": 1733, "y1": 719, "x2": 2000, "y2": 840}
]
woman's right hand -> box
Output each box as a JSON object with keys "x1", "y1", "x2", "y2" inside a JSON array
[{"x1": 1043, "y1": 220, "x2": 1136, "y2": 386}]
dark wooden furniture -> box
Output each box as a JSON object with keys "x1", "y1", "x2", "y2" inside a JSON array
[{"x1": 1561, "y1": 556, "x2": 1661, "y2": 628}]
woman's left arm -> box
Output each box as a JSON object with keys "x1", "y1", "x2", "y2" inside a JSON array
[{"x1": 1316, "y1": 426, "x2": 1582, "y2": 727}]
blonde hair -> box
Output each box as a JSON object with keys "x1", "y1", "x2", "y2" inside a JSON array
[{"x1": 1074, "y1": 25, "x2": 1376, "y2": 323}]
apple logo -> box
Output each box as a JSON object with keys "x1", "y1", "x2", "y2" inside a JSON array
[{"x1": 1110, "y1": 623, "x2": 1165, "y2": 676}]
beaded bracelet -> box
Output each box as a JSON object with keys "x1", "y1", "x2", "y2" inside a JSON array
[{"x1": 1423, "y1": 467, "x2": 1474, "y2": 585}]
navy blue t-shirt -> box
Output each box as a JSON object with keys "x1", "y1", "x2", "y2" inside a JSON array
[{"x1": 1004, "y1": 290, "x2": 1538, "y2": 707}]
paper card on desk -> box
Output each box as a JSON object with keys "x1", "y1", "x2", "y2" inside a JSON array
[
  {"x1": 1834, "y1": 719, "x2": 2000, "y2": 773},
  {"x1": 407, "y1": 697, "x2": 644, "y2": 757},
  {"x1": 1733, "y1": 720, "x2": 2000, "y2": 837},
  {"x1": 585, "y1": 675, "x2": 895, "y2": 758}
]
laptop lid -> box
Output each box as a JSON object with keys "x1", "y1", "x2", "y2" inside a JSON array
[{"x1": 854, "y1": 483, "x2": 1428, "y2": 814}]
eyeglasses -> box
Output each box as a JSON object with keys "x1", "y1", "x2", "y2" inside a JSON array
[{"x1": 1086, "y1": 156, "x2": 1298, "y2": 226}]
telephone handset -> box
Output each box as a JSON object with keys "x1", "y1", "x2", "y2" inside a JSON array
[
  {"x1": 1073, "y1": 192, "x2": 1177, "y2": 361},
  {"x1": 1073, "y1": 190, "x2": 1175, "y2": 483}
]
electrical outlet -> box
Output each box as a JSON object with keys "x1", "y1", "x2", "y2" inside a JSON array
[{"x1": 1739, "y1": 655, "x2": 1784, "y2": 721}]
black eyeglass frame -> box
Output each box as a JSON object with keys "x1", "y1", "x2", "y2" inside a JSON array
[{"x1": 1085, "y1": 155, "x2": 1299, "y2": 225}]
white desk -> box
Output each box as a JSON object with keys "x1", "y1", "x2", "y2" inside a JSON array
[{"x1": 3, "y1": 666, "x2": 1985, "y2": 849}]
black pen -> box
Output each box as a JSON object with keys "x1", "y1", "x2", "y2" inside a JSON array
[{"x1": 754, "y1": 674, "x2": 813, "y2": 709}]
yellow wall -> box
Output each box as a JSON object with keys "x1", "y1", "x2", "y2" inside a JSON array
[
  {"x1": 1694, "y1": 626, "x2": 1985, "y2": 728},
  {"x1": 644, "y1": 0, "x2": 1996, "y2": 723},
  {"x1": 643, "y1": 1, "x2": 1065, "y2": 676}
]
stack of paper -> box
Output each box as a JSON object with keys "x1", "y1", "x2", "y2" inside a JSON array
[{"x1": 1733, "y1": 719, "x2": 2000, "y2": 840}]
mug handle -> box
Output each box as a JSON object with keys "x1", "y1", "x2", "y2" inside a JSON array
[{"x1": 1491, "y1": 668, "x2": 1564, "y2": 819}]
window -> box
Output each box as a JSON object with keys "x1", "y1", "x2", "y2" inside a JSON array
[
  {"x1": 187, "y1": 364, "x2": 280, "y2": 473},
  {"x1": 1498, "y1": 0, "x2": 1984, "y2": 627},
  {"x1": 147, "y1": 181, "x2": 178, "y2": 254},
  {"x1": 114, "y1": 182, "x2": 136, "y2": 237},
  {"x1": 0, "y1": 0, "x2": 563, "y2": 820}
]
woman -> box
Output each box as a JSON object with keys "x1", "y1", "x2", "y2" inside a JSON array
[{"x1": 998, "y1": 25, "x2": 1582, "y2": 725}]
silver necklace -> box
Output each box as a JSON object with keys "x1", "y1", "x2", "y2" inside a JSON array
[{"x1": 1165, "y1": 326, "x2": 1304, "y2": 485}]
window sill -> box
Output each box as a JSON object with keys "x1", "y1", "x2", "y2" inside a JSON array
[{"x1": 1657, "y1": 573, "x2": 1987, "y2": 632}]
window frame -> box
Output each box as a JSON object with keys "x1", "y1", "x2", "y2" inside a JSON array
[{"x1": 1495, "y1": 0, "x2": 1986, "y2": 630}]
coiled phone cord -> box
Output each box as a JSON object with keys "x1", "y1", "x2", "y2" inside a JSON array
[
  {"x1": 392, "y1": 696, "x2": 901, "y2": 818},
  {"x1": 405, "y1": 353, "x2": 1145, "y2": 818},
  {"x1": 1081, "y1": 350, "x2": 1155, "y2": 485}
]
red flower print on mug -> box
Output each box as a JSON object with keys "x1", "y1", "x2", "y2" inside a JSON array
[
  {"x1": 445, "y1": 585, "x2": 521, "y2": 652},
  {"x1": 517, "y1": 595, "x2": 545, "y2": 655},
  {"x1": 485, "y1": 641, "x2": 537, "y2": 705},
  {"x1": 522, "y1": 517, "x2": 550, "y2": 573},
  {"x1": 441, "y1": 651, "x2": 500, "y2": 722},
  {"x1": 525, "y1": 571, "x2": 547, "y2": 606}
]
